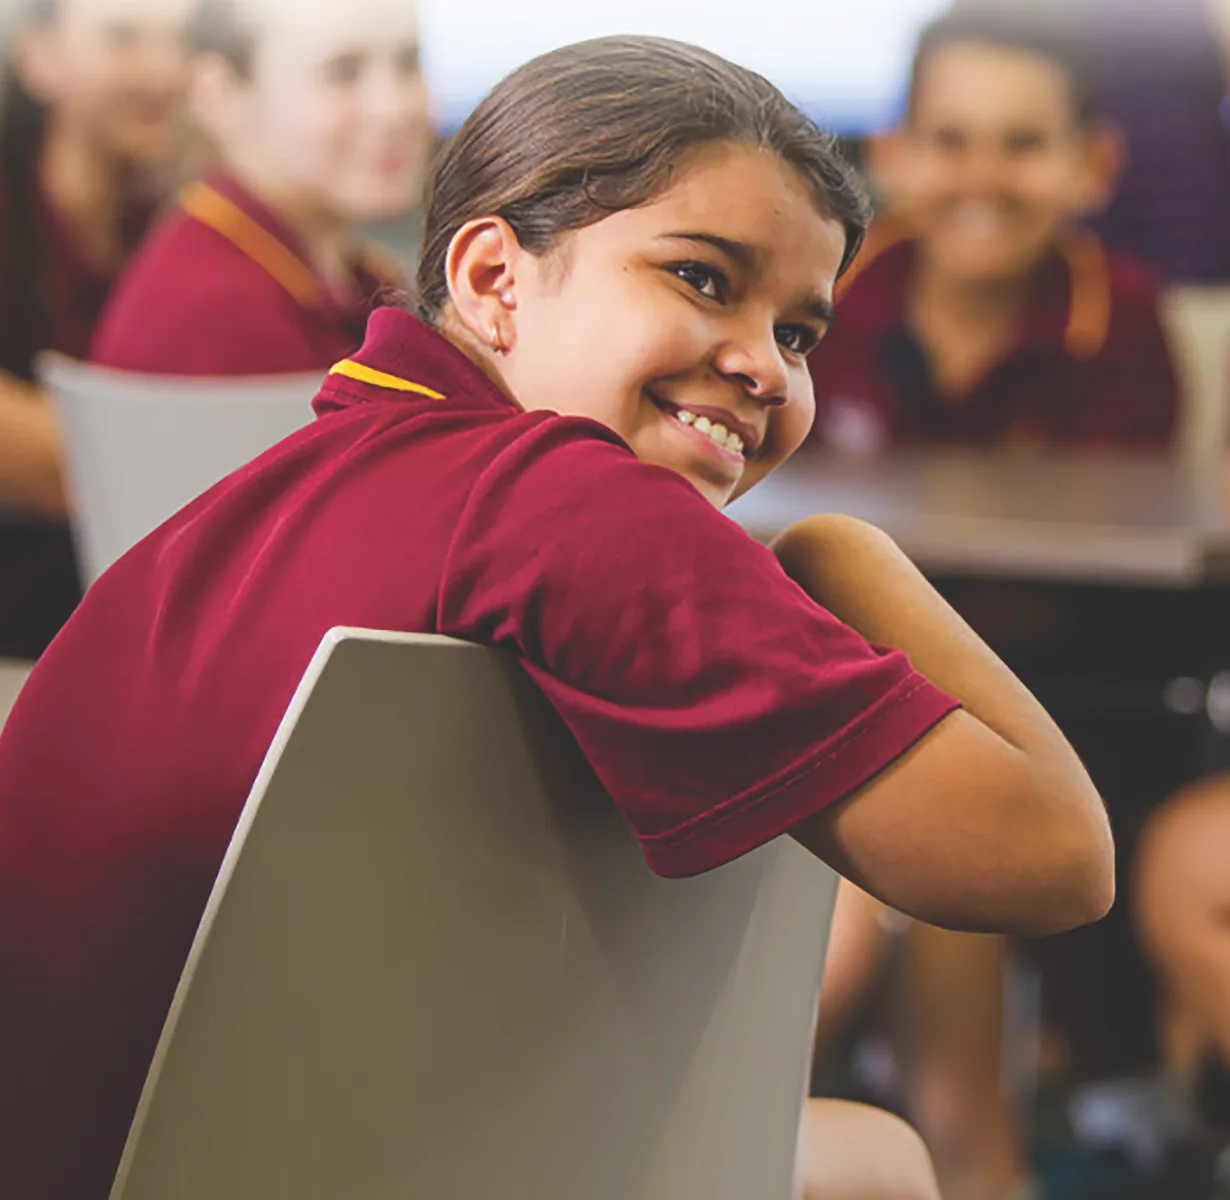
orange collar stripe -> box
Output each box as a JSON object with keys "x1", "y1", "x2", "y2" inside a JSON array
[
  {"x1": 180, "y1": 182, "x2": 322, "y2": 308},
  {"x1": 1058, "y1": 230, "x2": 1111, "y2": 360},
  {"x1": 329, "y1": 358, "x2": 445, "y2": 399}
]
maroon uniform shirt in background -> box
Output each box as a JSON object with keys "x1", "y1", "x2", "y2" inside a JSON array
[
  {"x1": 809, "y1": 231, "x2": 1179, "y2": 452},
  {"x1": 0, "y1": 171, "x2": 149, "y2": 658},
  {"x1": 90, "y1": 171, "x2": 396, "y2": 375},
  {"x1": 0, "y1": 308, "x2": 957, "y2": 1196}
]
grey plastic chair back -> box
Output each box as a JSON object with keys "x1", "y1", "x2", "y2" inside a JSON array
[
  {"x1": 111, "y1": 630, "x2": 838, "y2": 1200},
  {"x1": 38, "y1": 353, "x2": 319, "y2": 584},
  {"x1": 0, "y1": 659, "x2": 30, "y2": 727}
]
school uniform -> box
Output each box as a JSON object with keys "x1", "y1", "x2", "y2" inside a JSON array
[
  {"x1": 0, "y1": 307, "x2": 958, "y2": 1196},
  {"x1": 0, "y1": 172, "x2": 148, "y2": 658},
  {"x1": 809, "y1": 230, "x2": 1179, "y2": 452},
  {"x1": 90, "y1": 172, "x2": 396, "y2": 375}
]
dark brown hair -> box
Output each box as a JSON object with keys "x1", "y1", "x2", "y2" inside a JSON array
[
  {"x1": 186, "y1": 0, "x2": 256, "y2": 76},
  {"x1": 908, "y1": 6, "x2": 1098, "y2": 129},
  {"x1": 415, "y1": 35, "x2": 871, "y2": 322}
]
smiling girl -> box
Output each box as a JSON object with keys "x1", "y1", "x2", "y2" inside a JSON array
[
  {"x1": 90, "y1": 0, "x2": 431, "y2": 374},
  {"x1": 0, "y1": 36, "x2": 1113, "y2": 1197}
]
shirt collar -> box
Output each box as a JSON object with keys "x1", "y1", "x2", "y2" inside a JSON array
[
  {"x1": 841, "y1": 220, "x2": 1111, "y2": 361},
  {"x1": 316, "y1": 307, "x2": 520, "y2": 416},
  {"x1": 180, "y1": 172, "x2": 396, "y2": 317}
]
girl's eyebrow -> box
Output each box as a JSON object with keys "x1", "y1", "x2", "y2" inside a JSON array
[
  {"x1": 805, "y1": 296, "x2": 835, "y2": 325},
  {"x1": 658, "y1": 231, "x2": 835, "y2": 323},
  {"x1": 659, "y1": 231, "x2": 761, "y2": 271}
]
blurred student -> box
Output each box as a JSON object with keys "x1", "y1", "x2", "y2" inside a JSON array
[
  {"x1": 1135, "y1": 774, "x2": 1230, "y2": 1111},
  {"x1": 0, "y1": 0, "x2": 186, "y2": 656},
  {"x1": 813, "y1": 882, "x2": 1031, "y2": 1200},
  {"x1": 91, "y1": 0, "x2": 432, "y2": 375},
  {"x1": 0, "y1": 36, "x2": 1115, "y2": 1196},
  {"x1": 808, "y1": 6, "x2": 1179, "y2": 453},
  {"x1": 957, "y1": 0, "x2": 1230, "y2": 285}
]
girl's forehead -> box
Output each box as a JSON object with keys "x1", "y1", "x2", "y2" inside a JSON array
[
  {"x1": 249, "y1": 0, "x2": 419, "y2": 57},
  {"x1": 640, "y1": 144, "x2": 826, "y2": 232}
]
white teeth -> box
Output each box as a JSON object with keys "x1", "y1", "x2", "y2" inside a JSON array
[{"x1": 673, "y1": 406, "x2": 747, "y2": 457}]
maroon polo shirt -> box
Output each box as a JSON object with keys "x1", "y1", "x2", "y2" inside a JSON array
[
  {"x1": 808, "y1": 232, "x2": 1179, "y2": 452},
  {"x1": 0, "y1": 308, "x2": 956, "y2": 1196},
  {"x1": 90, "y1": 172, "x2": 395, "y2": 375}
]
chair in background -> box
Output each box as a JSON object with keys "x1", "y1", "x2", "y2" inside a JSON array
[
  {"x1": 0, "y1": 659, "x2": 31, "y2": 727},
  {"x1": 111, "y1": 630, "x2": 839, "y2": 1200},
  {"x1": 37, "y1": 354, "x2": 320, "y2": 584},
  {"x1": 1159, "y1": 286, "x2": 1230, "y2": 469}
]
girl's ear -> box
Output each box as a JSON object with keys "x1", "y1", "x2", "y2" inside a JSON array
[
  {"x1": 1073, "y1": 119, "x2": 1124, "y2": 216},
  {"x1": 864, "y1": 130, "x2": 910, "y2": 211},
  {"x1": 187, "y1": 52, "x2": 248, "y2": 146},
  {"x1": 445, "y1": 216, "x2": 521, "y2": 357}
]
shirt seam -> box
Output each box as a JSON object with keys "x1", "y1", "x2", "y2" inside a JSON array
[{"x1": 638, "y1": 674, "x2": 948, "y2": 849}]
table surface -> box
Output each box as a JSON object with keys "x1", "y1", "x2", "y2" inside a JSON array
[{"x1": 727, "y1": 450, "x2": 1230, "y2": 587}]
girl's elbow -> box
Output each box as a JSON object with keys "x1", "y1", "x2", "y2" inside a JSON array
[
  {"x1": 1062, "y1": 838, "x2": 1117, "y2": 928},
  {"x1": 1023, "y1": 826, "x2": 1116, "y2": 936}
]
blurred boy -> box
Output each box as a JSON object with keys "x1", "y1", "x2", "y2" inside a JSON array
[
  {"x1": 809, "y1": 6, "x2": 1178, "y2": 452},
  {"x1": 90, "y1": 0, "x2": 431, "y2": 374}
]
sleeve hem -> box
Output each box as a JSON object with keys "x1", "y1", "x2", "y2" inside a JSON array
[{"x1": 639, "y1": 674, "x2": 960, "y2": 879}]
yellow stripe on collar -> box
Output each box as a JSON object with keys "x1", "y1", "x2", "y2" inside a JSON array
[{"x1": 329, "y1": 358, "x2": 445, "y2": 399}]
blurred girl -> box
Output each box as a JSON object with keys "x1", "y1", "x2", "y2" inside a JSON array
[
  {"x1": 0, "y1": 0, "x2": 186, "y2": 656},
  {"x1": 91, "y1": 0, "x2": 432, "y2": 374},
  {"x1": 0, "y1": 36, "x2": 1113, "y2": 1196}
]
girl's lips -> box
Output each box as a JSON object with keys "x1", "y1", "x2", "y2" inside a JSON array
[
  {"x1": 671, "y1": 413, "x2": 747, "y2": 475},
  {"x1": 646, "y1": 391, "x2": 762, "y2": 456},
  {"x1": 646, "y1": 391, "x2": 746, "y2": 478}
]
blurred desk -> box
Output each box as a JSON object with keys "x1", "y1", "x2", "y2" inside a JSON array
[
  {"x1": 729, "y1": 450, "x2": 1230, "y2": 587},
  {"x1": 0, "y1": 659, "x2": 30, "y2": 726},
  {"x1": 734, "y1": 449, "x2": 1230, "y2": 1085}
]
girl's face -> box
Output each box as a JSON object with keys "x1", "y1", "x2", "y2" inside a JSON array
[
  {"x1": 17, "y1": 0, "x2": 191, "y2": 165},
  {"x1": 200, "y1": 0, "x2": 430, "y2": 223},
  {"x1": 457, "y1": 143, "x2": 847, "y2": 509}
]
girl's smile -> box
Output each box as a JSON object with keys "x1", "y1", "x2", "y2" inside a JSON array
[{"x1": 447, "y1": 141, "x2": 848, "y2": 510}]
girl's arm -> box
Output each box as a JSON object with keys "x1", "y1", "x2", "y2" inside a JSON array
[
  {"x1": 0, "y1": 375, "x2": 68, "y2": 516},
  {"x1": 776, "y1": 513, "x2": 1114, "y2": 937}
]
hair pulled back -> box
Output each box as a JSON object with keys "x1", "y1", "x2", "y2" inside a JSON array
[{"x1": 416, "y1": 35, "x2": 870, "y2": 322}]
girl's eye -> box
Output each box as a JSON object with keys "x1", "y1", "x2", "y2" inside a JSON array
[
  {"x1": 672, "y1": 262, "x2": 728, "y2": 302},
  {"x1": 775, "y1": 324, "x2": 821, "y2": 355},
  {"x1": 394, "y1": 43, "x2": 422, "y2": 78},
  {"x1": 322, "y1": 52, "x2": 365, "y2": 85}
]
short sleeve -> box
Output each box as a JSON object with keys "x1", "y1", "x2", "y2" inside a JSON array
[{"x1": 438, "y1": 421, "x2": 958, "y2": 877}]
